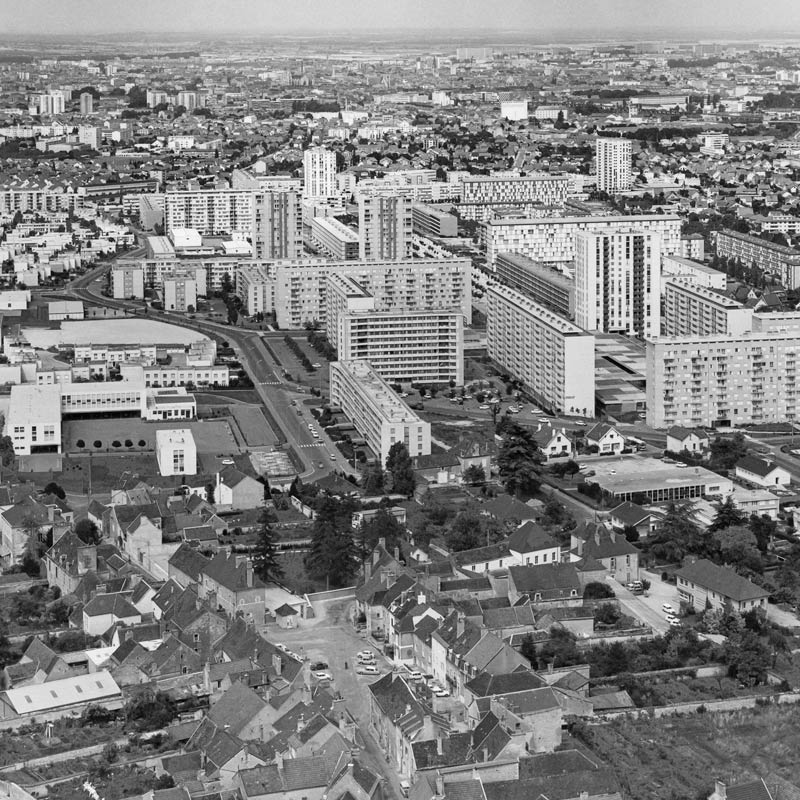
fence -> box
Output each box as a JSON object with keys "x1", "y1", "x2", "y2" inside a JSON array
[{"x1": 306, "y1": 586, "x2": 356, "y2": 603}]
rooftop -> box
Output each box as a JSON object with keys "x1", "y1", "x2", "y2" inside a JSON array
[{"x1": 487, "y1": 284, "x2": 589, "y2": 336}]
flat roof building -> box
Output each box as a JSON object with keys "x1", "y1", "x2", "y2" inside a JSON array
[
  {"x1": 486, "y1": 284, "x2": 595, "y2": 416},
  {"x1": 411, "y1": 203, "x2": 458, "y2": 238},
  {"x1": 495, "y1": 252, "x2": 575, "y2": 319},
  {"x1": 311, "y1": 217, "x2": 360, "y2": 260},
  {"x1": 329, "y1": 360, "x2": 431, "y2": 463},
  {"x1": 663, "y1": 279, "x2": 753, "y2": 337},
  {"x1": 661, "y1": 254, "x2": 726, "y2": 290},
  {"x1": 156, "y1": 428, "x2": 197, "y2": 477},
  {"x1": 7, "y1": 384, "x2": 62, "y2": 456},
  {"x1": 714, "y1": 229, "x2": 800, "y2": 288}
]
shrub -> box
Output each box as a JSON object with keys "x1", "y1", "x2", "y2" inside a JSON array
[
  {"x1": 696, "y1": 704, "x2": 707, "y2": 714},
  {"x1": 112, "y1": 440, "x2": 121, "y2": 448},
  {"x1": 93, "y1": 440, "x2": 102, "y2": 448},
  {"x1": 125, "y1": 439, "x2": 133, "y2": 447},
  {"x1": 76, "y1": 439, "x2": 85, "y2": 448},
  {"x1": 138, "y1": 439, "x2": 146, "y2": 447}
]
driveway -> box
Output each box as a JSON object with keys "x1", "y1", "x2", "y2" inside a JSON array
[{"x1": 607, "y1": 570, "x2": 676, "y2": 635}]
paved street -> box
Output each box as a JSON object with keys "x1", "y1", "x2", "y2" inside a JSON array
[{"x1": 607, "y1": 570, "x2": 675, "y2": 635}]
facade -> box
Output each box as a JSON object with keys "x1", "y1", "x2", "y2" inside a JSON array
[
  {"x1": 596, "y1": 137, "x2": 632, "y2": 193},
  {"x1": 155, "y1": 428, "x2": 197, "y2": 477},
  {"x1": 163, "y1": 190, "x2": 254, "y2": 236},
  {"x1": 457, "y1": 175, "x2": 568, "y2": 221},
  {"x1": 7, "y1": 384, "x2": 61, "y2": 455},
  {"x1": 662, "y1": 279, "x2": 753, "y2": 337},
  {"x1": 734, "y1": 456, "x2": 791, "y2": 488},
  {"x1": 252, "y1": 191, "x2": 303, "y2": 260},
  {"x1": 163, "y1": 274, "x2": 198, "y2": 312},
  {"x1": 311, "y1": 217, "x2": 360, "y2": 260},
  {"x1": 411, "y1": 204, "x2": 458, "y2": 238},
  {"x1": 575, "y1": 228, "x2": 661, "y2": 339},
  {"x1": 714, "y1": 229, "x2": 800, "y2": 288},
  {"x1": 661, "y1": 254, "x2": 726, "y2": 290},
  {"x1": 646, "y1": 331, "x2": 800, "y2": 428},
  {"x1": 326, "y1": 274, "x2": 464, "y2": 385},
  {"x1": 486, "y1": 284, "x2": 595, "y2": 415},
  {"x1": 303, "y1": 147, "x2": 337, "y2": 198},
  {"x1": 269, "y1": 257, "x2": 471, "y2": 328},
  {"x1": 494, "y1": 252, "x2": 575, "y2": 318},
  {"x1": 236, "y1": 264, "x2": 276, "y2": 317},
  {"x1": 483, "y1": 214, "x2": 681, "y2": 268},
  {"x1": 329, "y1": 360, "x2": 431, "y2": 463},
  {"x1": 500, "y1": 100, "x2": 528, "y2": 120},
  {"x1": 111, "y1": 264, "x2": 145, "y2": 299},
  {"x1": 79, "y1": 92, "x2": 93, "y2": 115},
  {"x1": 358, "y1": 195, "x2": 413, "y2": 261},
  {"x1": 676, "y1": 559, "x2": 769, "y2": 614}
]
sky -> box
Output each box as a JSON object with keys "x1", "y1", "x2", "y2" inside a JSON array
[{"x1": 5, "y1": 0, "x2": 800, "y2": 37}]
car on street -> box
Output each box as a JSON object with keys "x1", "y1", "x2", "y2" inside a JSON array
[
  {"x1": 667, "y1": 617, "x2": 681, "y2": 627},
  {"x1": 433, "y1": 687, "x2": 450, "y2": 697},
  {"x1": 578, "y1": 463, "x2": 588, "y2": 469},
  {"x1": 575, "y1": 421, "x2": 587, "y2": 426},
  {"x1": 538, "y1": 417, "x2": 549, "y2": 422},
  {"x1": 329, "y1": 453, "x2": 336, "y2": 460},
  {"x1": 276, "y1": 643, "x2": 288, "y2": 652},
  {"x1": 662, "y1": 603, "x2": 675, "y2": 614},
  {"x1": 356, "y1": 664, "x2": 379, "y2": 675},
  {"x1": 357, "y1": 650, "x2": 374, "y2": 660},
  {"x1": 311, "y1": 661, "x2": 328, "y2": 671},
  {"x1": 406, "y1": 669, "x2": 423, "y2": 681},
  {"x1": 479, "y1": 404, "x2": 489, "y2": 410},
  {"x1": 312, "y1": 363, "x2": 321, "y2": 368},
  {"x1": 307, "y1": 423, "x2": 315, "y2": 430},
  {"x1": 314, "y1": 671, "x2": 333, "y2": 681}
]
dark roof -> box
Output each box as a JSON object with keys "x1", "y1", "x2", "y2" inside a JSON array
[
  {"x1": 202, "y1": 551, "x2": 266, "y2": 592},
  {"x1": 676, "y1": 559, "x2": 770, "y2": 603},
  {"x1": 574, "y1": 524, "x2": 640, "y2": 559},
  {"x1": 508, "y1": 521, "x2": 558, "y2": 555},
  {"x1": 609, "y1": 502, "x2": 651, "y2": 527},
  {"x1": 465, "y1": 669, "x2": 545, "y2": 697},
  {"x1": 169, "y1": 544, "x2": 211, "y2": 582},
  {"x1": 480, "y1": 496, "x2": 538, "y2": 522},
  {"x1": 83, "y1": 593, "x2": 140, "y2": 619},
  {"x1": 508, "y1": 563, "x2": 582, "y2": 598},
  {"x1": 726, "y1": 780, "x2": 774, "y2": 800},
  {"x1": 453, "y1": 543, "x2": 510, "y2": 567},
  {"x1": 667, "y1": 425, "x2": 708, "y2": 442},
  {"x1": 207, "y1": 682, "x2": 268, "y2": 736},
  {"x1": 412, "y1": 732, "x2": 473, "y2": 770},
  {"x1": 736, "y1": 455, "x2": 782, "y2": 478},
  {"x1": 586, "y1": 422, "x2": 619, "y2": 441}
]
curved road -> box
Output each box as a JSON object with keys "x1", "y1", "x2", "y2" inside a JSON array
[{"x1": 65, "y1": 264, "x2": 349, "y2": 482}]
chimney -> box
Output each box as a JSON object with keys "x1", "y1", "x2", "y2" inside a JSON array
[
  {"x1": 276, "y1": 752, "x2": 284, "y2": 771},
  {"x1": 235, "y1": 553, "x2": 248, "y2": 569},
  {"x1": 435, "y1": 773, "x2": 444, "y2": 797},
  {"x1": 272, "y1": 653, "x2": 282, "y2": 676},
  {"x1": 203, "y1": 661, "x2": 211, "y2": 692},
  {"x1": 373, "y1": 548, "x2": 381, "y2": 566},
  {"x1": 364, "y1": 561, "x2": 372, "y2": 581},
  {"x1": 378, "y1": 537, "x2": 386, "y2": 550},
  {"x1": 394, "y1": 545, "x2": 400, "y2": 561},
  {"x1": 609, "y1": 529, "x2": 616, "y2": 543},
  {"x1": 436, "y1": 736, "x2": 443, "y2": 756},
  {"x1": 297, "y1": 713, "x2": 305, "y2": 733},
  {"x1": 246, "y1": 560, "x2": 254, "y2": 588},
  {"x1": 456, "y1": 612, "x2": 465, "y2": 637},
  {"x1": 483, "y1": 747, "x2": 489, "y2": 763},
  {"x1": 715, "y1": 782, "x2": 727, "y2": 800},
  {"x1": 594, "y1": 528, "x2": 600, "y2": 546},
  {"x1": 418, "y1": 592, "x2": 426, "y2": 605},
  {"x1": 547, "y1": 661, "x2": 554, "y2": 674}
]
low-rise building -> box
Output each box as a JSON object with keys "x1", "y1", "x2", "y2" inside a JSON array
[
  {"x1": 676, "y1": 558, "x2": 770, "y2": 614},
  {"x1": 666, "y1": 426, "x2": 709, "y2": 454},
  {"x1": 155, "y1": 428, "x2": 197, "y2": 477},
  {"x1": 734, "y1": 456, "x2": 791, "y2": 488},
  {"x1": 585, "y1": 422, "x2": 625, "y2": 455}
]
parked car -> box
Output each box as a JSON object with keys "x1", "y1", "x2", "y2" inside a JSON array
[
  {"x1": 314, "y1": 671, "x2": 333, "y2": 681},
  {"x1": 662, "y1": 603, "x2": 675, "y2": 615},
  {"x1": 433, "y1": 687, "x2": 450, "y2": 698},
  {"x1": 311, "y1": 661, "x2": 329, "y2": 671},
  {"x1": 356, "y1": 664, "x2": 379, "y2": 675},
  {"x1": 406, "y1": 669, "x2": 423, "y2": 681}
]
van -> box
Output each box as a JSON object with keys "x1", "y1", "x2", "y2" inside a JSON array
[{"x1": 400, "y1": 781, "x2": 411, "y2": 798}]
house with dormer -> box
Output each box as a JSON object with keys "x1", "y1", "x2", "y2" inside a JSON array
[
  {"x1": 570, "y1": 523, "x2": 641, "y2": 585},
  {"x1": 531, "y1": 425, "x2": 573, "y2": 460},
  {"x1": 199, "y1": 551, "x2": 270, "y2": 622},
  {"x1": 585, "y1": 423, "x2": 625, "y2": 456}
]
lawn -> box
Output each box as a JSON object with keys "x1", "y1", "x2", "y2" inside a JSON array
[
  {"x1": 276, "y1": 551, "x2": 328, "y2": 595},
  {"x1": 573, "y1": 704, "x2": 800, "y2": 800}
]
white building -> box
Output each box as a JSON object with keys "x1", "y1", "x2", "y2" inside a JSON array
[
  {"x1": 495, "y1": 252, "x2": 575, "y2": 318},
  {"x1": 79, "y1": 92, "x2": 94, "y2": 115},
  {"x1": 646, "y1": 331, "x2": 800, "y2": 428},
  {"x1": 661, "y1": 254, "x2": 726, "y2": 290},
  {"x1": 329, "y1": 360, "x2": 431, "y2": 463},
  {"x1": 155, "y1": 428, "x2": 197, "y2": 477},
  {"x1": 311, "y1": 217, "x2": 359, "y2": 260},
  {"x1": 326, "y1": 274, "x2": 464, "y2": 386},
  {"x1": 482, "y1": 214, "x2": 681, "y2": 268},
  {"x1": 457, "y1": 174, "x2": 569, "y2": 221},
  {"x1": 163, "y1": 190, "x2": 254, "y2": 236},
  {"x1": 358, "y1": 195, "x2": 413, "y2": 261},
  {"x1": 303, "y1": 147, "x2": 337, "y2": 199},
  {"x1": 486, "y1": 284, "x2": 595, "y2": 416},
  {"x1": 0, "y1": 291, "x2": 31, "y2": 311},
  {"x1": 252, "y1": 190, "x2": 303, "y2": 260},
  {"x1": 111, "y1": 264, "x2": 145, "y2": 300},
  {"x1": 500, "y1": 100, "x2": 528, "y2": 121},
  {"x1": 714, "y1": 229, "x2": 800, "y2": 289},
  {"x1": 596, "y1": 137, "x2": 632, "y2": 193},
  {"x1": 163, "y1": 274, "x2": 198, "y2": 312},
  {"x1": 7, "y1": 384, "x2": 62, "y2": 456},
  {"x1": 574, "y1": 228, "x2": 661, "y2": 339},
  {"x1": 237, "y1": 264, "x2": 276, "y2": 317},
  {"x1": 662, "y1": 279, "x2": 753, "y2": 337}
]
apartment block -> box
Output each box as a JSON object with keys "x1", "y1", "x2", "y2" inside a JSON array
[
  {"x1": 163, "y1": 274, "x2": 198, "y2": 312},
  {"x1": 663, "y1": 279, "x2": 753, "y2": 337},
  {"x1": 252, "y1": 191, "x2": 303, "y2": 260},
  {"x1": 596, "y1": 137, "x2": 632, "y2": 193},
  {"x1": 457, "y1": 174, "x2": 569, "y2": 221},
  {"x1": 236, "y1": 264, "x2": 276, "y2": 316},
  {"x1": 329, "y1": 360, "x2": 431, "y2": 463},
  {"x1": 411, "y1": 203, "x2": 458, "y2": 238},
  {"x1": 646, "y1": 332, "x2": 800, "y2": 428},
  {"x1": 358, "y1": 195, "x2": 413, "y2": 261},
  {"x1": 7, "y1": 384, "x2": 62, "y2": 456},
  {"x1": 311, "y1": 217, "x2": 360, "y2": 260},
  {"x1": 164, "y1": 190, "x2": 254, "y2": 236},
  {"x1": 326, "y1": 274, "x2": 464, "y2": 386},
  {"x1": 269, "y1": 256, "x2": 471, "y2": 329},
  {"x1": 483, "y1": 214, "x2": 681, "y2": 268},
  {"x1": 486, "y1": 284, "x2": 595, "y2": 416},
  {"x1": 661, "y1": 254, "x2": 726, "y2": 290},
  {"x1": 303, "y1": 146, "x2": 337, "y2": 198},
  {"x1": 575, "y1": 228, "x2": 661, "y2": 339},
  {"x1": 111, "y1": 264, "x2": 145, "y2": 299},
  {"x1": 495, "y1": 252, "x2": 575, "y2": 318},
  {"x1": 714, "y1": 229, "x2": 800, "y2": 288}
]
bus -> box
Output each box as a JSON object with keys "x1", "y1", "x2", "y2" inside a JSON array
[{"x1": 626, "y1": 437, "x2": 647, "y2": 452}]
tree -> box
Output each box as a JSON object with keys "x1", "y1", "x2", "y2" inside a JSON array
[
  {"x1": 43, "y1": 482, "x2": 66, "y2": 500},
  {"x1": 519, "y1": 633, "x2": 538, "y2": 667},
  {"x1": 75, "y1": 519, "x2": 100, "y2": 545},
  {"x1": 0, "y1": 436, "x2": 15, "y2": 467},
  {"x1": 725, "y1": 630, "x2": 770, "y2": 686},
  {"x1": 542, "y1": 495, "x2": 568, "y2": 526},
  {"x1": 497, "y1": 424, "x2": 542, "y2": 497},
  {"x1": 462, "y1": 464, "x2": 486, "y2": 485},
  {"x1": 595, "y1": 602, "x2": 622, "y2": 625},
  {"x1": 749, "y1": 514, "x2": 776, "y2": 553},
  {"x1": 584, "y1": 581, "x2": 615, "y2": 599},
  {"x1": 357, "y1": 508, "x2": 403, "y2": 557},
  {"x1": 708, "y1": 495, "x2": 746, "y2": 532},
  {"x1": 125, "y1": 688, "x2": 177, "y2": 731},
  {"x1": 623, "y1": 525, "x2": 640, "y2": 543},
  {"x1": 253, "y1": 507, "x2": 284, "y2": 583},
  {"x1": 446, "y1": 508, "x2": 484, "y2": 552},
  {"x1": 712, "y1": 525, "x2": 763, "y2": 572},
  {"x1": 538, "y1": 627, "x2": 580, "y2": 668},
  {"x1": 205, "y1": 483, "x2": 216, "y2": 505},
  {"x1": 385, "y1": 442, "x2": 416, "y2": 496},
  {"x1": 361, "y1": 463, "x2": 386, "y2": 495},
  {"x1": 709, "y1": 433, "x2": 748, "y2": 470},
  {"x1": 648, "y1": 501, "x2": 703, "y2": 562},
  {"x1": 305, "y1": 496, "x2": 360, "y2": 588}
]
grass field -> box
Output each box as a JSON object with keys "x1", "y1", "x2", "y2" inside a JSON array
[
  {"x1": 276, "y1": 551, "x2": 328, "y2": 595},
  {"x1": 574, "y1": 704, "x2": 800, "y2": 800}
]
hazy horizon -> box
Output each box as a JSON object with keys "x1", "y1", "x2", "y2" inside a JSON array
[{"x1": 5, "y1": 0, "x2": 800, "y2": 38}]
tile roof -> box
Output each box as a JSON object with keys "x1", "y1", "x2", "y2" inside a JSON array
[
  {"x1": 676, "y1": 559, "x2": 770, "y2": 603},
  {"x1": 726, "y1": 780, "x2": 775, "y2": 800},
  {"x1": 508, "y1": 563, "x2": 582, "y2": 598},
  {"x1": 609, "y1": 502, "x2": 651, "y2": 527},
  {"x1": 508, "y1": 521, "x2": 558, "y2": 555},
  {"x1": 465, "y1": 669, "x2": 546, "y2": 697},
  {"x1": 574, "y1": 524, "x2": 640, "y2": 559},
  {"x1": 83, "y1": 593, "x2": 140, "y2": 619},
  {"x1": 202, "y1": 551, "x2": 266, "y2": 592},
  {"x1": 736, "y1": 455, "x2": 782, "y2": 478},
  {"x1": 169, "y1": 543, "x2": 211, "y2": 582},
  {"x1": 206, "y1": 682, "x2": 268, "y2": 737}
]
